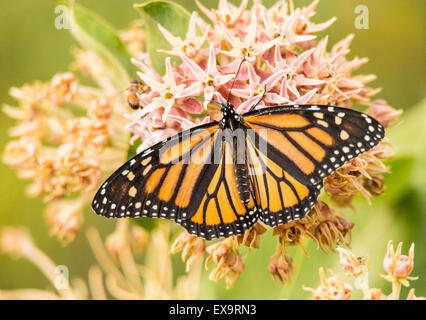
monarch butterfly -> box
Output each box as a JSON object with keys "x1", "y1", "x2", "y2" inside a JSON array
[{"x1": 92, "y1": 98, "x2": 384, "y2": 239}]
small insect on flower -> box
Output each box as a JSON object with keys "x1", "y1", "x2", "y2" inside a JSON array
[
  {"x1": 127, "y1": 78, "x2": 148, "y2": 110},
  {"x1": 92, "y1": 59, "x2": 385, "y2": 240}
]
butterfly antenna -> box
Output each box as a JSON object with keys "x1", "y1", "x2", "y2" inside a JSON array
[
  {"x1": 249, "y1": 84, "x2": 268, "y2": 112},
  {"x1": 226, "y1": 59, "x2": 246, "y2": 104}
]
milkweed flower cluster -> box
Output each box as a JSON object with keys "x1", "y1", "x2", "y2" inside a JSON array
[
  {"x1": 2, "y1": 0, "x2": 403, "y2": 293},
  {"x1": 304, "y1": 241, "x2": 424, "y2": 300},
  {"x1": 2, "y1": 72, "x2": 123, "y2": 243},
  {"x1": 144, "y1": 0, "x2": 401, "y2": 288}
]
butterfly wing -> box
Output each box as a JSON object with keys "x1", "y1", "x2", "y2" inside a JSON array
[
  {"x1": 243, "y1": 104, "x2": 385, "y2": 226},
  {"x1": 92, "y1": 121, "x2": 258, "y2": 240}
]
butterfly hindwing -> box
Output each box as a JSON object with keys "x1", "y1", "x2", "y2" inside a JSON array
[
  {"x1": 245, "y1": 134, "x2": 322, "y2": 226},
  {"x1": 183, "y1": 136, "x2": 259, "y2": 239}
]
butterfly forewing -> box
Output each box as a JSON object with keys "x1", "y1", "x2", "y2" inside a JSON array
[{"x1": 92, "y1": 122, "x2": 219, "y2": 220}]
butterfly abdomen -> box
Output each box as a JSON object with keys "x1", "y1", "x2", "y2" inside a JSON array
[
  {"x1": 232, "y1": 133, "x2": 251, "y2": 205},
  {"x1": 235, "y1": 163, "x2": 251, "y2": 204}
]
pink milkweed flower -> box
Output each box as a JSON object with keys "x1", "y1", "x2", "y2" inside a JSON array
[
  {"x1": 293, "y1": 0, "x2": 337, "y2": 35},
  {"x1": 157, "y1": 12, "x2": 210, "y2": 58},
  {"x1": 137, "y1": 57, "x2": 198, "y2": 123},
  {"x1": 304, "y1": 267, "x2": 353, "y2": 300},
  {"x1": 264, "y1": 7, "x2": 317, "y2": 47},
  {"x1": 131, "y1": 55, "x2": 162, "y2": 82},
  {"x1": 231, "y1": 63, "x2": 287, "y2": 112},
  {"x1": 219, "y1": 14, "x2": 280, "y2": 62},
  {"x1": 369, "y1": 99, "x2": 403, "y2": 128},
  {"x1": 337, "y1": 247, "x2": 370, "y2": 290},
  {"x1": 181, "y1": 46, "x2": 235, "y2": 109},
  {"x1": 268, "y1": 45, "x2": 324, "y2": 102},
  {"x1": 381, "y1": 241, "x2": 417, "y2": 286},
  {"x1": 196, "y1": 0, "x2": 248, "y2": 28},
  {"x1": 337, "y1": 247, "x2": 369, "y2": 278}
]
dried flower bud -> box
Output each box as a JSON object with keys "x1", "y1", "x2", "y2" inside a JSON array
[
  {"x1": 45, "y1": 198, "x2": 83, "y2": 244},
  {"x1": 171, "y1": 231, "x2": 206, "y2": 271},
  {"x1": 205, "y1": 240, "x2": 245, "y2": 289},
  {"x1": 88, "y1": 97, "x2": 112, "y2": 121},
  {"x1": 3, "y1": 138, "x2": 38, "y2": 171},
  {"x1": 235, "y1": 223, "x2": 267, "y2": 250},
  {"x1": 314, "y1": 200, "x2": 333, "y2": 221},
  {"x1": 369, "y1": 99, "x2": 402, "y2": 128},
  {"x1": 363, "y1": 175, "x2": 385, "y2": 196},
  {"x1": 307, "y1": 202, "x2": 354, "y2": 252},
  {"x1": 48, "y1": 72, "x2": 78, "y2": 105},
  {"x1": 324, "y1": 159, "x2": 371, "y2": 207},
  {"x1": 273, "y1": 219, "x2": 312, "y2": 255},
  {"x1": 268, "y1": 253, "x2": 294, "y2": 285}
]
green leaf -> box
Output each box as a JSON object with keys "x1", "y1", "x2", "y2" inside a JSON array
[
  {"x1": 130, "y1": 217, "x2": 159, "y2": 231},
  {"x1": 126, "y1": 141, "x2": 140, "y2": 160},
  {"x1": 68, "y1": 3, "x2": 138, "y2": 88},
  {"x1": 67, "y1": 2, "x2": 144, "y2": 187},
  {"x1": 381, "y1": 156, "x2": 414, "y2": 203},
  {"x1": 386, "y1": 98, "x2": 426, "y2": 195},
  {"x1": 135, "y1": 0, "x2": 191, "y2": 74}
]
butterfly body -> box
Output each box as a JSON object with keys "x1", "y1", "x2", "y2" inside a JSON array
[
  {"x1": 92, "y1": 104, "x2": 384, "y2": 240},
  {"x1": 219, "y1": 102, "x2": 253, "y2": 205}
]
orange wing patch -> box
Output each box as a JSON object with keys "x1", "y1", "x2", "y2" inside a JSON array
[
  {"x1": 174, "y1": 130, "x2": 218, "y2": 208},
  {"x1": 191, "y1": 195, "x2": 206, "y2": 224},
  {"x1": 159, "y1": 126, "x2": 217, "y2": 164},
  {"x1": 284, "y1": 171, "x2": 309, "y2": 200},
  {"x1": 248, "y1": 124, "x2": 315, "y2": 175},
  {"x1": 206, "y1": 199, "x2": 221, "y2": 225},
  {"x1": 217, "y1": 185, "x2": 237, "y2": 223},
  {"x1": 287, "y1": 131, "x2": 326, "y2": 162},
  {"x1": 306, "y1": 127, "x2": 333, "y2": 146},
  {"x1": 279, "y1": 181, "x2": 298, "y2": 207},
  {"x1": 158, "y1": 164, "x2": 183, "y2": 202},
  {"x1": 266, "y1": 172, "x2": 282, "y2": 212},
  {"x1": 246, "y1": 139, "x2": 313, "y2": 214},
  {"x1": 144, "y1": 168, "x2": 166, "y2": 194},
  {"x1": 245, "y1": 113, "x2": 309, "y2": 128}
]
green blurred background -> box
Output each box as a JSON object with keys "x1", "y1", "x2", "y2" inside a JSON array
[{"x1": 0, "y1": 0, "x2": 425, "y2": 299}]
